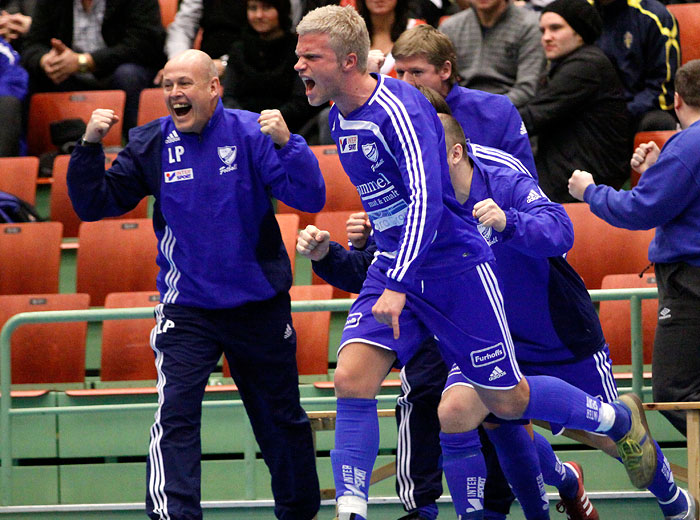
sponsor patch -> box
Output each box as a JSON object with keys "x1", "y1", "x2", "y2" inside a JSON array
[
  {"x1": 470, "y1": 342, "x2": 506, "y2": 367},
  {"x1": 164, "y1": 168, "x2": 194, "y2": 183},
  {"x1": 339, "y1": 135, "x2": 358, "y2": 153},
  {"x1": 345, "y1": 312, "x2": 362, "y2": 328}
]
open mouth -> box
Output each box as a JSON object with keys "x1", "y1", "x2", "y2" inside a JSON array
[
  {"x1": 302, "y1": 78, "x2": 315, "y2": 96},
  {"x1": 172, "y1": 102, "x2": 192, "y2": 117}
]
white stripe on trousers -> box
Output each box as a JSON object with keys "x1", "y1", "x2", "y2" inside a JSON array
[
  {"x1": 148, "y1": 304, "x2": 170, "y2": 519},
  {"x1": 396, "y1": 366, "x2": 417, "y2": 510}
]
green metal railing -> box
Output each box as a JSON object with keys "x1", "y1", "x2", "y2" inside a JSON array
[{"x1": 0, "y1": 290, "x2": 658, "y2": 506}]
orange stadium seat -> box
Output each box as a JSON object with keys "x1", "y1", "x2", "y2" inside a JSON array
[
  {"x1": 137, "y1": 88, "x2": 169, "y2": 126},
  {"x1": 223, "y1": 284, "x2": 334, "y2": 377},
  {"x1": 0, "y1": 157, "x2": 39, "y2": 204},
  {"x1": 563, "y1": 203, "x2": 655, "y2": 290},
  {"x1": 50, "y1": 154, "x2": 149, "y2": 238},
  {"x1": 630, "y1": 130, "x2": 678, "y2": 187},
  {"x1": 76, "y1": 218, "x2": 158, "y2": 306},
  {"x1": 0, "y1": 222, "x2": 62, "y2": 295},
  {"x1": 101, "y1": 291, "x2": 160, "y2": 382},
  {"x1": 27, "y1": 90, "x2": 125, "y2": 157},
  {"x1": 668, "y1": 3, "x2": 700, "y2": 64},
  {"x1": 276, "y1": 145, "x2": 362, "y2": 229},
  {"x1": 312, "y1": 210, "x2": 357, "y2": 298},
  {"x1": 599, "y1": 273, "x2": 658, "y2": 366},
  {"x1": 276, "y1": 213, "x2": 300, "y2": 279},
  {"x1": 0, "y1": 293, "x2": 90, "y2": 385}
]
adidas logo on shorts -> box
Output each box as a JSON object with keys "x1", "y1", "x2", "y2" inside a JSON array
[
  {"x1": 165, "y1": 130, "x2": 180, "y2": 144},
  {"x1": 488, "y1": 366, "x2": 506, "y2": 381},
  {"x1": 283, "y1": 323, "x2": 293, "y2": 339}
]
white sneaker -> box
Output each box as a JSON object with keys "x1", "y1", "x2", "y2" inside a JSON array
[{"x1": 665, "y1": 488, "x2": 699, "y2": 520}]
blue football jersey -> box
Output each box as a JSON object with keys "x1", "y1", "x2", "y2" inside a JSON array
[{"x1": 328, "y1": 74, "x2": 493, "y2": 291}]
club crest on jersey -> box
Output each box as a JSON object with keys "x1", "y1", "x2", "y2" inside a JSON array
[
  {"x1": 362, "y1": 142, "x2": 379, "y2": 163},
  {"x1": 339, "y1": 135, "x2": 358, "y2": 153},
  {"x1": 164, "y1": 168, "x2": 194, "y2": 183},
  {"x1": 217, "y1": 145, "x2": 238, "y2": 175},
  {"x1": 477, "y1": 223, "x2": 498, "y2": 246},
  {"x1": 471, "y1": 342, "x2": 506, "y2": 367}
]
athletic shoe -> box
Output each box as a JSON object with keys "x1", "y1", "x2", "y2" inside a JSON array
[
  {"x1": 614, "y1": 393, "x2": 657, "y2": 489},
  {"x1": 665, "y1": 488, "x2": 699, "y2": 520},
  {"x1": 555, "y1": 461, "x2": 599, "y2": 520}
]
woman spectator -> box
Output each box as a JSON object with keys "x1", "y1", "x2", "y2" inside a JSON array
[
  {"x1": 356, "y1": 0, "x2": 424, "y2": 76},
  {"x1": 222, "y1": 0, "x2": 319, "y2": 135}
]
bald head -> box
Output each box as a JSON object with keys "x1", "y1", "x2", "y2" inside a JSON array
[
  {"x1": 165, "y1": 49, "x2": 218, "y2": 82},
  {"x1": 162, "y1": 49, "x2": 221, "y2": 134}
]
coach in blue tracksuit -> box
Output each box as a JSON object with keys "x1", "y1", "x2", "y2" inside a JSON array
[
  {"x1": 570, "y1": 59, "x2": 700, "y2": 439},
  {"x1": 67, "y1": 50, "x2": 325, "y2": 520}
]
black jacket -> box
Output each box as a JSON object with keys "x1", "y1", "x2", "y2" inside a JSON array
[
  {"x1": 22, "y1": 0, "x2": 166, "y2": 78},
  {"x1": 519, "y1": 45, "x2": 631, "y2": 203},
  {"x1": 222, "y1": 30, "x2": 319, "y2": 134}
]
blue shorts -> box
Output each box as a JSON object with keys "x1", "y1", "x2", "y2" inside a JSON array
[
  {"x1": 444, "y1": 345, "x2": 618, "y2": 431},
  {"x1": 339, "y1": 261, "x2": 522, "y2": 389}
]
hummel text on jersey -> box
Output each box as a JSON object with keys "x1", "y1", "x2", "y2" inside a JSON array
[{"x1": 470, "y1": 342, "x2": 506, "y2": 367}]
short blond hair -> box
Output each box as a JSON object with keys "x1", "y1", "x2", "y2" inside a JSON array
[
  {"x1": 392, "y1": 25, "x2": 459, "y2": 87},
  {"x1": 296, "y1": 5, "x2": 370, "y2": 72}
]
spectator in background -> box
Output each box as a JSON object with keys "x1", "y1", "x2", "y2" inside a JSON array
[
  {"x1": 568, "y1": 59, "x2": 700, "y2": 438},
  {"x1": 356, "y1": 0, "x2": 425, "y2": 77},
  {"x1": 595, "y1": 0, "x2": 680, "y2": 133},
  {"x1": 21, "y1": 0, "x2": 165, "y2": 137},
  {"x1": 439, "y1": 0, "x2": 545, "y2": 108},
  {"x1": 0, "y1": 0, "x2": 35, "y2": 52},
  {"x1": 222, "y1": 0, "x2": 320, "y2": 135},
  {"x1": 0, "y1": 35, "x2": 28, "y2": 156},
  {"x1": 164, "y1": 0, "x2": 246, "y2": 81},
  {"x1": 518, "y1": 0, "x2": 630, "y2": 203}
]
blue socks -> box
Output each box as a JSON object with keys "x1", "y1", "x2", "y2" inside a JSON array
[
  {"x1": 440, "y1": 430, "x2": 486, "y2": 519},
  {"x1": 533, "y1": 431, "x2": 579, "y2": 498},
  {"x1": 486, "y1": 424, "x2": 549, "y2": 519},
  {"x1": 332, "y1": 398, "x2": 379, "y2": 519},
  {"x1": 605, "y1": 400, "x2": 632, "y2": 442},
  {"x1": 524, "y1": 375, "x2": 611, "y2": 432},
  {"x1": 646, "y1": 440, "x2": 687, "y2": 517}
]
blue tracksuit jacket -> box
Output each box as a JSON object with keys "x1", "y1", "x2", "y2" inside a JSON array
[{"x1": 68, "y1": 100, "x2": 325, "y2": 308}]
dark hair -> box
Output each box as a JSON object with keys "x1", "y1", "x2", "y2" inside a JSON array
[
  {"x1": 247, "y1": 0, "x2": 292, "y2": 32},
  {"x1": 356, "y1": 0, "x2": 410, "y2": 43},
  {"x1": 675, "y1": 59, "x2": 700, "y2": 109}
]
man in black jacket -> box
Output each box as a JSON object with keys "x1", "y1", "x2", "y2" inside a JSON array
[
  {"x1": 518, "y1": 0, "x2": 630, "y2": 203},
  {"x1": 21, "y1": 0, "x2": 166, "y2": 135}
]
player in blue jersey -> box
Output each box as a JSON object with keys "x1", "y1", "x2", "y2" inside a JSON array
[
  {"x1": 296, "y1": 6, "x2": 669, "y2": 520},
  {"x1": 570, "y1": 57, "x2": 700, "y2": 446},
  {"x1": 67, "y1": 50, "x2": 325, "y2": 520},
  {"x1": 389, "y1": 26, "x2": 536, "y2": 519},
  {"x1": 301, "y1": 109, "x2": 696, "y2": 520}
]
